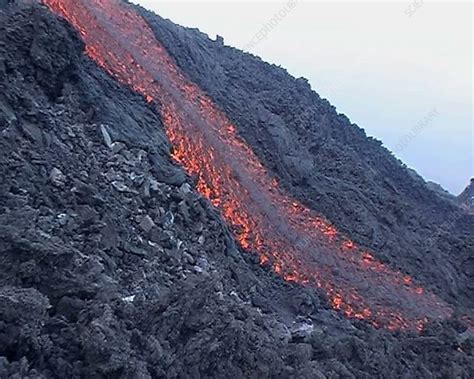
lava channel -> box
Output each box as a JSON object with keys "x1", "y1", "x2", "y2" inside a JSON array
[{"x1": 44, "y1": 0, "x2": 454, "y2": 331}]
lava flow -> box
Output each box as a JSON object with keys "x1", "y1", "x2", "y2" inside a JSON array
[{"x1": 44, "y1": 0, "x2": 453, "y2": 331}]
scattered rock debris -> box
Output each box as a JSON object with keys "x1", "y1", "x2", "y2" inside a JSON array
[{"x1": 0, "y1": 3, "x2": 472, "y2": 379}]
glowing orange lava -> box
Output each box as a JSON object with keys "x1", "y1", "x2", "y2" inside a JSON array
[{"x1": 44, "y1": 0, "x2": 453, "y2": 331}]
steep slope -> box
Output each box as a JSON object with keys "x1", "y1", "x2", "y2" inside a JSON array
[
  {"x1": 41, "y1": 0, "x2": 459, "y2": 332},
  {"x1": 0, "y1": 2, "x2": 473, "y2": 378},
  {"x1": 137, "y1": 5, "x2": 474, "y2": 310},
  {"x1": 458, "y1": 179, "x2": 474, "y2": 213},
  {"x1": 0, "y1": 4, "x2": 303, "y2": 377}
]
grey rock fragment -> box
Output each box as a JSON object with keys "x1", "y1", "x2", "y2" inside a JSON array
[
  {"x1": 111, "y1": 141, "x2": 126, "y2": 154},
  {"x1": 111, "y1": 181, "x2": 129, "y2": 192},
  {"x1": 149, "y1": 177, "x2": 160, "y2": 192},
  {"x1": 291, "y1": 322, "x2": 314, "y2": 341},
  {"x1": 193, "y1": 258, "x2": 210, "y2": 274},
  {"x1": 179, "y1": 200, "x2": 191, "y2": 222},
  {"x1": 138, "y1": 215, "x2": 156, "y2": 233},
  {"x1": 179, "y1": 183, "x2": 191, "y2": 197},
  {"x1": 137, "y1": 149, "x2": 148, "y2": 162},
  {"x1": 163, "y1": 211, "x2": 174, "y2": 228},
  {"x1": 57, "y1": 213, "x2": 68, "y2": 226},
  {"x1": 216, "y1": 35, "x2": 224, "y2": 45},
  {"x1": 100, "y1": 124, "x2": 113, "y2": 148},
  {"x1": 122, "y1": 295, "x2": 136, "y2": 303},
  {"x1": 50, "y1": 168, "x2": 66, "y2": 187},
  {"x1": 123, "y1": 243, "x2": 148, "y2": 257},
  {"x1": 0, "y1": 100, "x2": 17, "y2": 126},
  {"x1": 19, "y1": 122, "x2": 43, "y2": 144},
  {"x1": 183, "y1": 252, "x2": 195, "y2": 265},
  {"x1": 149, "y1": 229, "x2": 175, "y2": 249}
]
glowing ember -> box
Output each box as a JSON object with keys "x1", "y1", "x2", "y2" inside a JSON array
[{"x1": 44, "y1": 0, "x2": 454, "y2": 331}]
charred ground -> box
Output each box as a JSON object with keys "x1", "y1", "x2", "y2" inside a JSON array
[{"x1": 0, "y1": 2, "x2": 473, "y2": 378}]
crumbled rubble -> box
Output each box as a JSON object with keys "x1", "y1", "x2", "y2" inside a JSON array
[
  {"x1": 0, "y1": 4, "x2": 472, "y2": 378},
  {"x1": 140, "y1": 4, "x2": 474, "y2": 311}
]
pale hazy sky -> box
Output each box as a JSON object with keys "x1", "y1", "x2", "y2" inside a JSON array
[{"x1": 133, "y1": 1, "x2": 472, "y2": 194}]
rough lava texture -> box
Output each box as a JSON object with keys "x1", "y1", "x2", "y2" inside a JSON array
[
  {"x1": 0, "y1": 2, "x2": 473, "y2": 378},
  {"x1": 457, "y1": 179, "x2": 474, "y2": 213},
  {"x1": 137, "y1": 5, "x2": 474, "y2": 310}
]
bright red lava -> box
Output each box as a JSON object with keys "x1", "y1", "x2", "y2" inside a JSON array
[{"x1": 44, "y1": 0, "x2": 453, "y2": 331}]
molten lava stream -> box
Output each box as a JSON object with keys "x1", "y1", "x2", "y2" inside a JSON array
[{"x1": 44, "y1": 0, "x2": 454, "y2": 331}]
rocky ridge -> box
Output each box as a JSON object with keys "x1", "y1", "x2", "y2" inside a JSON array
[
  {"x1": 0, "y1": 2, "x2": 473, "y2": 378},
  {"x1": 137, "y1": 4, "x2": 474, "y2": 310},
  {"x1": 457, "y1": 179, "x2": 474, "y2": 213}
]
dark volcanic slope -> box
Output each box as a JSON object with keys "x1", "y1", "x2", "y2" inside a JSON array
[
  {"x1": 0, "y1": 2, "x2": 473, "y2": 378},
  {"x1": 458, "y1": 179, "x2": 474, "y2": 213},
  {"x1": 138, "y1": 6, "x2": 474, "y2": 310}
]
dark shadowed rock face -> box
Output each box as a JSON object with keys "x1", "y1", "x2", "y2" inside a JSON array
[
  {"x1": 137, "y1": 5, "x2": 474, "y2": 311},
  {"x1": 458, "y1": 179, "x2": 474, "y2": 213},
  {"x1": 0, "y1": 3, "x2": 473, "y2": 378}
]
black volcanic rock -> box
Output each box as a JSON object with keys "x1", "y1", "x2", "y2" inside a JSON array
[
  {"x1": 137, "y1": 5, "x2": 474, "y2": 310},
  {"x1": 0, "y1": 2, "x2": 473, "y2": 378},
  {"x1": 458, "y1": 179, "x2": 474, "y2": 212},
  {"x1": 425, "y1": 180, "x2": 455, "y2": 200}
]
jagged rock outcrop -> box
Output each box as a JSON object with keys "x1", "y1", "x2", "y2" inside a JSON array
[
  {"x1": 137, "y1": 5, "x2": 474, "y2": 310},
  {"x1": 458, "y1": 179, "x2": 474, "y2": 212},
  {"x1": 0, "y1": 2, "x2": 473, "y2": 378}
]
